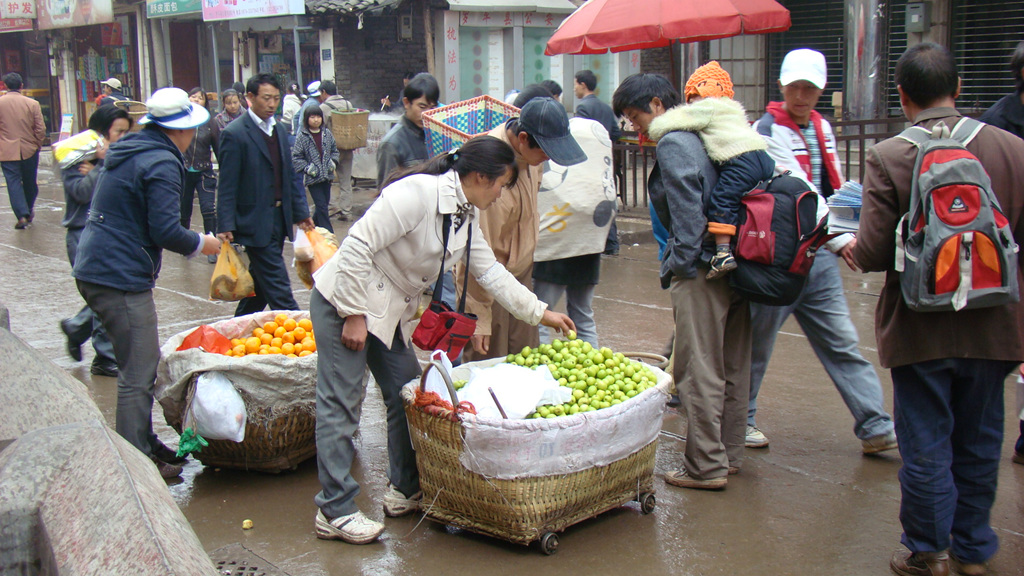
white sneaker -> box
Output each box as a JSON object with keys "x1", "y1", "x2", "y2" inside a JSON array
[
  {"x1": 862, "y1": 430, "x2": 898, "y2": 454},
  {"x1": 315, "y1": 510, "x2": 384, "y2": 544},
  {"x1": 745, "y1": 425, "x2": 769, "y2": 448},
  {"x1": 382, "y1": 484, "x2": 422, "y2": 517}
]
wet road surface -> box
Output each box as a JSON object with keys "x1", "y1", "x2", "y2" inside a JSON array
[{"x1": 1, "y1": 162, "x2": 1022, "y2": 575}]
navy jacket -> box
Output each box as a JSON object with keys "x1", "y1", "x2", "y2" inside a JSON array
[
  {"x1": 61, "y1": 159, "x2": 102, "y2": 229},
  {"x1": 575, "y1": 95, "x2": 622, "y2": 141},
  {"x1": 979, "y1": 90, "x2": 1024, "y2": 141},
  {"x1": 217, "y1": 113, "x2": 310, "y2": 247},
  {"x1": 73, "y1": 128, "x2": 202, "y2": 292}
]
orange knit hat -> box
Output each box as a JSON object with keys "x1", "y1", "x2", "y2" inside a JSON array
[{"x1": 684, "y1": 61, "x2": 735, "y2": 101}]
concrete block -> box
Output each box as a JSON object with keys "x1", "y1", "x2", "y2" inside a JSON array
[
  {"x1": 0, "y1": 420, "x2": 219, "y2": 575},
  {"x1": 0, "y1": 329, "x2": 103, "y2": 449}
]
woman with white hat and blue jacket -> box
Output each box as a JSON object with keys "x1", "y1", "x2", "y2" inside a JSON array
[{"x1": 73, "y1": 87, "x2": 221, "y2": 479}]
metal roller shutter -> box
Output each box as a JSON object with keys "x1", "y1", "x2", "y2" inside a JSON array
[
  {"x1": 952, "y1": 0, "x2": 1024, "y2": 112},
  {"x1": 882, "y1": 0, "x2": 909, "y2": 117},
  {"x1": 766, "y1": 0, "x2": 845, "y2": 118}
]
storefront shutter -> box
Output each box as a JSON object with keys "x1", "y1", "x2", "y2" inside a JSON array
[
  {"x1": 765, "y1": 0, "x2": 845, "y2": 118},
  {"x1": 952, "y1": 0, "x2": 1024, "y2": 113},
  {"x1": 882, "y1": 0, "x2": 908, "y2": 117}
]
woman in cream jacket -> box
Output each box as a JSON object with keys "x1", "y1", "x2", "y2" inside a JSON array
[{"x1": 310, "y1": 135, "x2": 575, "y2": 545}]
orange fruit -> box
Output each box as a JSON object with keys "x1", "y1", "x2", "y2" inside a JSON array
[
  {"x1": 253, "y1": 327, "x2": 265, "y2": 339},
  {"x1": 270, "y1": 337, "x2": 283, "y2": 348},
  {"x1": 281, "y1": 342, "x2": 295, "y2": 355},
  {"x1": 258, "y1": 349, "x2": 269, "y2": 355},
  {"x1": 292, "y1": 326, "x2": 306, "y2": 341},
  {"x1": 232, "y1": 344, "x2": 246, "y2": 356},
  {"x1": 283, "y1": 318, "x2": 297, "y2": 332},
  {"x1": 301, "y1": 337, "x2": 316, "y2": 352},
  {"x1": 298, "y1": 350, "x2": 313, "y2": 357},
  {"x1": 298, "y1": 318, "x2": 313, "y2": 332},
  {"x1": 268, "y1": 346, "x2": 282, "y2": 355},
  {"x1": 244, "y1": 337, "x2": 261, "y2": 354},
  {"x1": 274, "y1": 326, "x2": 286, "y2": 338},
  {"x1": 263, "y1": 321, "x2": 279, "y2": 334},
  {"x1": 282, "y1": 332, "x2": 296, "y2": 344},
  {"x1": 293, "y1": 342, "x2": 304, "y2": 354},
  {"x1": 260, "y1": 333, "x2": 273, "y2": 345},
  {"x1": 231, "y1": 338, "x2": 242, "y2": 347},
  {"x1": 260, "y1": 343, "x2": 270, "y2": 350},
  {"x1": 274, "y1": 313, "x2": 289, "y2": 326},
  {"x1": 287, "y1": 353, "x2": 298, "y2": 358}
]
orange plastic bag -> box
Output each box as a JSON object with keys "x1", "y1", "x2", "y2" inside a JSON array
[
  {"x1": 176, "y1": 325, "x2": 232, "y2": 354},
  {"x1": 309, "y1": 229, "x2": 338, "y2": 274},
  {"x1": 210, "y1": 243, "x2": 255, "y2": 301}
]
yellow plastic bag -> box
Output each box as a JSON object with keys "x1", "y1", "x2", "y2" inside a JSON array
[
  {"x1": 295, "y1": 227, "x2": 339, "y2": 289},
  {"x1": 209, "y1": 243, "x2": 255, "y2": 301}
]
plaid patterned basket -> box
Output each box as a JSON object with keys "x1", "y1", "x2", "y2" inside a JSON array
[{"x1": 422, "y1": 95, "x2": 520, "y2": 157}]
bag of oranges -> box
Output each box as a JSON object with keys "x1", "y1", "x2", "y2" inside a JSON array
[
  {"x1": 210, "y1": 243, "x2": 255, "y2": 301},
  {"x1": 296, "y1": 227, "x2": 339, "y2": 288}
]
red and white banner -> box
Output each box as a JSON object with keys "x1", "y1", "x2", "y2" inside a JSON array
[{"x1": 1, "y1": 0, "x2": 36, "y2": 19}]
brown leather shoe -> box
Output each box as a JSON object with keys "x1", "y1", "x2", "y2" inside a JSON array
[
  {"x1": 949, "y1": 554, "x2": 987, "y2": 576},
  {"x1": 149, "y1": 455, "x2": 183, "y2": 479},
  {"x1": 890, "y1": 549, "x2": 949, "y2": 576},
  {"x1": 14, "y1": 217, "x2": 29, "y2": 230}
]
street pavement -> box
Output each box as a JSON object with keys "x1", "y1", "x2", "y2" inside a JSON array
[{"x1": 1, "y1": 156, "x2": 1022, "y2": 575}]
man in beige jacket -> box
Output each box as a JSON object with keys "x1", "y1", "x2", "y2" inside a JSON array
[
  {"x1": 0, "y1": 73, "x2": 46, "y2": 230},
  {"x1": 461, "y1": 96, "x2": 585, "y2": 361}
]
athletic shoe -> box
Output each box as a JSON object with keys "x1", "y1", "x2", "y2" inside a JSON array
[
  {"x1": 863, "y1": 431, "x2": 899, "y2": 454},
  {"x1": 706, "y1": 251, "x2": 738, "y2": 280},
  {"x1": 382, "y1": 484, "x2": 422, "y2": 517},
  {"x1": 745, "y1": 425, "x2": 769, "y2": 448},
  {"x1": 663, "y1": 469, "x2": 727, "y2": 490},
  {"x1": 315, "y1": 510, "x2": 383, "y2": 544}
]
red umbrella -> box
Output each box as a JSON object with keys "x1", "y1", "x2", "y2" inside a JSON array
[{"x1": 544, "y1": 0, "x2": 791, "y2": 56}]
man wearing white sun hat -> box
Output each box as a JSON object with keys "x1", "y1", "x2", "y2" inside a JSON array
[{"x1": 73, "y1": 87, "x2": 222, "y2": 479}]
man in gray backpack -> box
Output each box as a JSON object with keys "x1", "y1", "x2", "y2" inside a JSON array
[{"x1": 855, "y1": 43, "x2": 1024, "y2": 576}]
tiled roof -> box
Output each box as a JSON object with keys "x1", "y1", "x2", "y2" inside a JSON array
[{"x1": 305, "y1": 0, "x2": 404, "y2": 16}]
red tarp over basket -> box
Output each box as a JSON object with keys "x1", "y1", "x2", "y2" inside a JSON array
[{"x1": 545, "y1": 0, "x2": 791, "y2": 55}]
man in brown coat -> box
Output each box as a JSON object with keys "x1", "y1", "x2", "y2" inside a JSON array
[
  {"x1": 0, "y1": 72, "x2": 46, "y2": 229},
  {"x1": 854, "y1": 43, "x2": 1024, "y2": 576}
]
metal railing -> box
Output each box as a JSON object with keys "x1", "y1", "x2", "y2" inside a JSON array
[{"x1": 611, "y1": 117, "x2": 910, "y2": 209}]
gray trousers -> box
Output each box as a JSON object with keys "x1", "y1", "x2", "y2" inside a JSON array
[
  {"x1": 670, "y1": 272, "x2": 751, "y2": 480},
  {"x1": 311, "y1": 288, "x2": 421, "y2": 518},
  {"x1": 76, "y1": 280, "x2": 160, "y2": 456},
  {"x1": 328, "y1": 150, "x2": 354, "y2": 218}
]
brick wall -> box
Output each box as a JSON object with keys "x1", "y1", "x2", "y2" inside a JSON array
[
  {"x1": 641, "y1": 46, "x2": 673, "y2": 78},
  {"x1": 330, "y1": 0, "x2": 430, "y2": 110}
]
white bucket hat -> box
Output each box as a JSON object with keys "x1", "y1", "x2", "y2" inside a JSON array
[
  {"x1": 138, "y1": 87, "x2": 210, "y2": 130},
  {"x1": 307, "y1": 80, "x2": 322, "y2": 97}
]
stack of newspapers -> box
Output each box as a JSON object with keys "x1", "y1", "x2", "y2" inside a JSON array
[{"x1": 827, "y1": 181, "x2": 863, "y2": 234}]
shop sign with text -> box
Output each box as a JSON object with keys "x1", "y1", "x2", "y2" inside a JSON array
[
  {"x1": 146, "y1": 0, "x2": 200, "y2": 17},
  {"x1": 202, "y1": 0, "x2": 303, "y2": 21},
  {"x1": 1, "y1": 0, "x2": 36, "y2": 19},
  {"x1": 0, "y1": 17, "x2": 32, "y2": 31},
  {"x1": 37, "y1": 0, "x2": 113, "y2": 29}
]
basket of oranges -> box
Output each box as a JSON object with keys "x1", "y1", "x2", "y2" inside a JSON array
[{"x1": 156, "y1": 310, "x2": 319, "y2": 472}]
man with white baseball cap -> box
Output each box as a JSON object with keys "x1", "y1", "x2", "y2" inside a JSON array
[
  {"x1": 293, "y1": 79, "x2": 326, "y2": 134},
  {"x1": 746, "y1": 50, "x2": 897, "y2": 455},
  {"x1": 73, "y1": 87, "x2": 221, "y2": 479},
  {"x1": 98, "y1": 77, "x2": 127, "y2": 107}
]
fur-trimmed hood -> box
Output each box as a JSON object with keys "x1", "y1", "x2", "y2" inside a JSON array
[{"x1": 648, "y1": 98, "x2": 766, "y2": 163}]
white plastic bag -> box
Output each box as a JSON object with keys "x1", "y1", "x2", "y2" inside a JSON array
[
  {"x1": 189, "y1": 372, "x2": 247, "y2": 442},
  {"x1": 458, "y1": 363, "x2": 571, "y2": 419},
  {"x1": 423, "y1": 350, "x2": 456, "y2": 404},
  {"x1": 293, "y1": 229, "x2": 314, "y2": 262}
]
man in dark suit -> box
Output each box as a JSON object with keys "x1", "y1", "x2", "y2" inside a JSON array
[{"x1": 217, "y1": 73, "x2": 314, "y2": 316}]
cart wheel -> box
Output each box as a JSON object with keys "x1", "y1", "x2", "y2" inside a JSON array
[
  {"x1": 539, "y1": 532, "x2": 559, "y2": 555},
  {"x1": 639, "y1": 492, "x2": 656, "y2": 514}
]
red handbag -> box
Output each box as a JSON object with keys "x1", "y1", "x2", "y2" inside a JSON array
[{"x1": 411, "y1": 214, "x2": 477, "y2": 361}]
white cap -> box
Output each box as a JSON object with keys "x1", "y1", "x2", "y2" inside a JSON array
[
  {"x1": 307, "y1": 80, "x2": 322, "y2": 97},
  {"x1": 102, "y1": 77, "x2": 121, "y2": 90},
  {"x1": 779, "y1": 49, "x2": 827, "y2": 89},
  {"x1": 137, "y1": 87, "x2": 210, "y2": 130}
]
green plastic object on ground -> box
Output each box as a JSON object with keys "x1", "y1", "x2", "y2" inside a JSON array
[{"x1": 177, "y1": 427, "x2": 209, "y2": 457}]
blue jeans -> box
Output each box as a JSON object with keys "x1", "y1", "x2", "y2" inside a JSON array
[
  {"x1": 747, "y1": 250, "x2": 894, "y2": 439},
  {"x1": 891, "y1": 358, "x2": 1015, "y2": 563},
  {"x1": 533, "y1": 279, "x2": 598, "y2": 346},
  {"x1": 3, "y1": 151, "x2": 40, "y2": 219}
]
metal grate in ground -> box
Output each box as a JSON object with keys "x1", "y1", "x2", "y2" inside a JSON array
[{"x1": 209, "y1": 543, "x2": 290, "y2": 576}]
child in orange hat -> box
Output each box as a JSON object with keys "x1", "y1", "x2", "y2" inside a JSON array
[{"x1": 650, "y1": 61, "x2": 775, "y2": 279}]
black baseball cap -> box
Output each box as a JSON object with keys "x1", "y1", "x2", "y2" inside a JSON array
[{"x1": 517, "y1": 97, "x2": 586, "y2": 166}]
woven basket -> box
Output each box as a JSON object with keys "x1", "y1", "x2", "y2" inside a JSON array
[
  {"x1": 330, "y1": 109, "x2": 369, "y2": 149},
  {"x1": 401, "y1": 361, "x2": 657, "y2": 549},
  {"x1": 113, "y1": 100, "x2": 147, "y2": 132},
  {"x1": 422, "y1": 95, "x2": 519, "y2": 157},
  {"x1": 169, "y1": 373, "x2": 317, "y2": 473}
]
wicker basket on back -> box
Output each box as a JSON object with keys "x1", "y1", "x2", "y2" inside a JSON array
[
  {"x1": 113, "y1": 100, "x2": 147, "y2": 132},
  {"x1": 330, "y1": 109, "x2": 369, "y2": 149}
]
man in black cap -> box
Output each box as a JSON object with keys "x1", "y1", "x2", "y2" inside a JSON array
[{"x1": 460, "y1": 96, "x2": 586, "y2": 361}]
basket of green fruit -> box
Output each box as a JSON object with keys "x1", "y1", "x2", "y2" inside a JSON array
[{"x1": 400, "y1": 333, "x2": 671, "y2": 554}]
